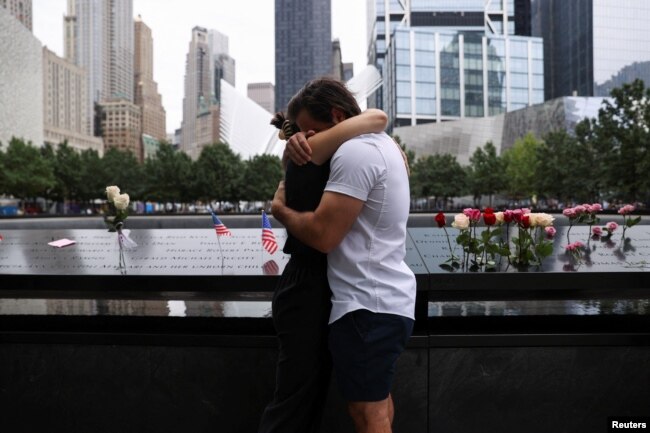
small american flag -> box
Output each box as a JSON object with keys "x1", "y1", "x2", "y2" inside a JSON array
[
  {"x1": 261, "y1": 211, "x2": 278, "y2": 254},
  {"x1": 262, "y1": 259, "x2": 279, "y2": 275},
  {"x1": 210, "y1": 210, "x2": 232, "y2": 236},
  {"x1": 0, "y1": 233, "x2": 3, "y2": 241}
]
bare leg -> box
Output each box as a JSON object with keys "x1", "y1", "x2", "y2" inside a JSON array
[{"x1": 348, "y1": 398, "x2": 392, "y2": 433}]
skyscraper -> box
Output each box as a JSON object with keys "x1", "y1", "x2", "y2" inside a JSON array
[
  {"x1": 248, "y1": 82, "x2": 275, "y2": 114},
  {"x1": 180, "y1": 27, "x2": 236, "y2": 159},
  {"x1": 65, "y1": 0, "x2": 135, "y2": 131},
  {"x1": 0, "y1": 0, "x2": 32, "y2": 31},
  {"x1": 532, "y1": 0, "x2": 650, "y2": 99},
  {"x1": 368, "y1": 0, "x2": 543, "y2": 128},
  {"x1": 43, "y1": 47, "x2": 103, "y2": 153},
  {"x1": 134, "y1": 15, "x2": 166, "y2": 143},
  {"x1": 274, "y1": 0, "x2": 332, "y2": 111},
  {"x1": 0, "y1": 6, "x2": 42, "y2": 146}
]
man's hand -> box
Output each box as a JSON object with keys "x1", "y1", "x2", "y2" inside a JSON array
[
  {"x1": 286, "y1": 131, "x2": 315, "y2": 165},
  {"x1": 271, "y1": 181, "x2": 286, "y2": 222}
]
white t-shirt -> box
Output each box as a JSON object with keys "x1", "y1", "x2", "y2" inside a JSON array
[{"x1": 324, "y1": 132, "x2": 416, "y2": 324}]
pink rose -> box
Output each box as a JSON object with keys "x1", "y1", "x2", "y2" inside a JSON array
[
  {"x1": 606, "y1": 222, "x2": 618, "y2": 232},
  {"x1": 618, "y1": 204, "x2": 635, "y2": 215},
  {"x1": 563, "y1": 208, "x2": 577, "y2": 218},
  {"x1": 590, "y1": 203, "x2": 602, "y2": 212},
  {"x1": 565, "y1": 243, "x2": 576, "y2": 252},
  {"x1": 545, "y1": 227, "x2": 556, "y2": 238},
  {"x1": 462, "y1": 208, "x2": 481, "y2": 222},
  {"x1": 574, "y1": 241, "x2": 585, "y2": 249},
  {"x1": 574, "y1": 205, "x2": 587, "y2": 214},
  {"x1": 503, "y1": 210, "x2": 515, "y2": 223},
  {"x1": 521, "y1": 208, "x2": 531, "y2": 215},
  {"x1": 592, "y1": 226, "x2": 603, "y2": 236}
]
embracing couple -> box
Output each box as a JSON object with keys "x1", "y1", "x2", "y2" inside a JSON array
[{"x1": 259, "y1": 77, "x2": 416, "y2": 433}]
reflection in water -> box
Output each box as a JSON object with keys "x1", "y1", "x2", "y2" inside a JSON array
[
  {"x1": 0, "y1": 298, "x2": 648, "y2": 319},
  {"x1": 428, "y1": 299, "x2": 650, "y2": 317},
  {"x1": 167, "y1": 300, "x2": 187, "y2": 317}
]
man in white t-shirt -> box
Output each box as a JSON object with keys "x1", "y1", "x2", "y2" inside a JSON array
[{"x1": 271, "y1": 78, "x2": 416, "y2": 433}]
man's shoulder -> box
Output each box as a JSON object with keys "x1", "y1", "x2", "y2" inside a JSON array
[{"x1": 334, "y1": 132, "x2": 390, "y2": 157}]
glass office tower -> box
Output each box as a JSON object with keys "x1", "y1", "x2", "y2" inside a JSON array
[
  {"x1": 532, "y1": 0, "x2": 650, "y2": 99},
  {"x1": 384, "y1": 28, "x2": 543, "y2": 128}
]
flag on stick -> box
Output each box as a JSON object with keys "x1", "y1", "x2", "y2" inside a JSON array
[
  {"x1": 261, "y1": 211, "x2": 278, "y2": 254},
  {"x1": 210, "y1": 210, "x2": 232, "y2": 236}
]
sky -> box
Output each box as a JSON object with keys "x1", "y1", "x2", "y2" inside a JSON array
[{"x1": 32, "y1": 0, "x2": 369, "y2": 135}]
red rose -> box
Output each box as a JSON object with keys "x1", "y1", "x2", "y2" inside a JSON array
[
  {"x1": 483, "y1": 212, "x2": 496, "y2": 226},
  {"x1": 435, "y1": 212, "x2": 446, "y2": 228},
  {"x1": 520, "y1": 215, "x2": 531, "y2": 228}
]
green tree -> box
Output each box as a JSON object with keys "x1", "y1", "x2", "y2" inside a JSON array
[
  {"x1": 535, "y1": 130, "x2": 595, "y2": 204},
  {"x1": 577, "y1": 79, "x2": 650, "y2": 202},
  {"x1": 2, "y1": 138, "x2": 55, "y2": 208},
  {"x1": 467, "y1": 141, "x2": 506, "y2": 207},
  {"x1": 143, "y1": 142, "x2": 195, "y2": 204},
  {"x1": 77, "y1": 149, "x2": 106, "y2": 202},
  {"x1": 411, "y1": 153, "x2": 466, "y2": 209},
  {"x1": 502, "y1": 133, "x2": 540, "y2": 202},
  {"x1": 241, "y1": 154, "x2": 283, "y2": 202},
  {"x1": 47, "y1": 142, "x2": 83, "y2": 202},
  {"x1": 194, "y1": 142, "x2": 244, "y2": 204},
  {"x1": 101, "y1": 147, "x2": 144, "y2": 199}
]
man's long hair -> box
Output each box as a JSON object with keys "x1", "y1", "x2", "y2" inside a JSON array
[{"x1": 287, "y1": 77, "x2": 361, "y2": 123}]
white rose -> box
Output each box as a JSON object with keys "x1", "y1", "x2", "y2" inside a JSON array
[
  {"x1": 113, "y1": 193, "x2": 130, "y2": 210},
  {"x1": 106, "y1": 186, "x2": 120, "y2": 202},
  {"x1": 495, "y1": 212, "x2": 505, "y2": 224},
  {"x1": 451, "y1": 213, "x2": 470, "y2": 230},
  {"x1": 529, "y1": 212, "x2": 554, "y2": 227}
]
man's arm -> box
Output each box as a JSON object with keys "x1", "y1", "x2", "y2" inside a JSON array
[{"x1": 271, "y1": 181, "x2": 364, "y2": 254}]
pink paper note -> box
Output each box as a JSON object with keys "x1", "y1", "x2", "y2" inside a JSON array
[{"x1": 48, "y1": 238, "x2": 76, "y2": 248}]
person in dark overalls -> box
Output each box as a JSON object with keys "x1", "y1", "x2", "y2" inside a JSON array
[{"x1": 259, "y1": 95, "x2": 388, "y2": 433}]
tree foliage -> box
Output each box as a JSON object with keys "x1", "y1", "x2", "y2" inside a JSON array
[
  {"x1": 502, "y1": 133, "x2": 540, "y2": 201},
  {"x1": 2, "y1": 138, "x2": 55, "y2": 202},
  {"x1": 467, "y1": 141, "x2": 506, "y2": 206},
  {"x1": 241, "y1": 154, "x2": 284, "y2": 202},
  {"x1": 194, "y1": 142, "x2": 245, "y2": 203}
]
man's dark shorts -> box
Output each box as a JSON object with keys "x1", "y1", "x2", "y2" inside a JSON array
[{"x1": 328, "y1": 309, "x2": 414, "y2": 402}]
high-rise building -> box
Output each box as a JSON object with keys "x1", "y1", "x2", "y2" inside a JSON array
[
  {"x1": 0, "y1": 6, "x2": 42, "y2": 146},
  {"x1": 209, "y1": 29, "x2": 235, "y2": 103},
  {"x1": 65, "y1": 0, "x2": 135, "y2": 136},
  {"x1": 134, "y1": 15, "x2": 166, "y2": 143},
  {"x1": 532, "y1": 0, "x2": 650, "y2": 100},
  {"x1": 368, "y1": 0, "x2": 534, "y2": 110},
  {"x1": 0, "y1": 0, "x2": 32, "y2": 31},
  {"x1": 180, "y1": 27, "x2": 236, "y2": 159},
  {"x1": 275, "y1": 0, "x2": 332, "y2": 111},
  {"x1": 43, "y1": 47, "x2": 103, "y2": 153},
  {"x1": 368, "y1": 0, "x2": 542, "y2": 128},
  {"x1": 248, "y1": 82, "x2": 275, "y2": 114},
  {"x1": 343, "y1": 63, "x2": 354, "y2": 81},
  {"x1": 331, "y1": 39, "x2": 344, "y2": 81},
  {"x1": 99, "y1": 99, "x2": 142, "y2": 160}
]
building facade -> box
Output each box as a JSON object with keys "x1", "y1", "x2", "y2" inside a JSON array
[
  {"x1": 532, "y1": 0, "x2": 650, "y2": 99},
  {"x1": 134, "y1": 16, "x2": 166, "y2": 143},
  {"x1": 99, "y1": 99, "x2": 142, "y2": 160},
  {"x1": 65, "y1": 0, "x2": 135, "y2": 135},
  {"x1": 247, "y1": 82, "x2": 275, "y2": 114},
  {"x1": 393, "y1": 96, "x2": 607, "y2": 164},
  {"x1": 368, "y1": 0, "x2": 534, "y2": 110},
  {"x1": 384, "y1": 28, "x2": 544, "y2": 129},
  {"x1": 275, "y1": 0, "x2": 332, "y2": 111},
  {"x1": 0, "y1": 6, "x2": 43, "y2": 146},
  {"x1": 0, "y1": 0, "x2": 31, "y2": 30},
  {"x1": 181, "y1": 27, "x2": 237, "y2": 159},
  {"x1": 43, "y1": 47, "x2": 103, "y2": 153}
]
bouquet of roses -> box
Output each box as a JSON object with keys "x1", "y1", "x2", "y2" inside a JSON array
[{"x1": 104, "y1": 185, "x2": 130, "y2": 232}]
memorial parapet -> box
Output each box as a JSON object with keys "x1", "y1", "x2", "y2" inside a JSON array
[{"x1": 0, "y1": 225, "x2": 649, "y2": 301}]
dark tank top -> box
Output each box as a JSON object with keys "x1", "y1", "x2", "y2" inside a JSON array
[{"x1": 282, "y1": 159, "x2": 331, "y2": 258}]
